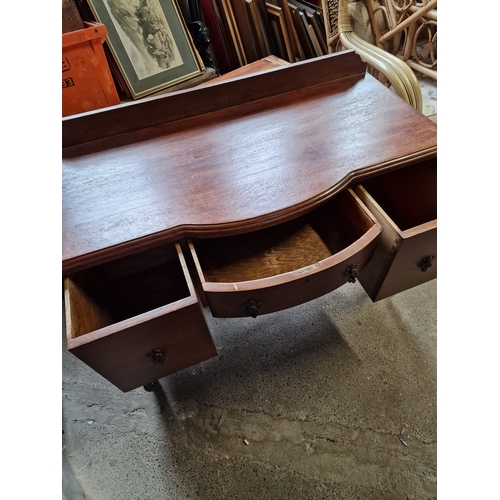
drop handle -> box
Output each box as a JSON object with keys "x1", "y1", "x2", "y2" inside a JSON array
[
  {"x1": 419, "y1": 255, "x2": 434, "y2": 272},
  {"x1": 243, "y1": 299, "x2": 261, "y2": 318},
  {"x1": 148, "y1": 348, "x2": 167, "y2": 365},
  {"x1": 345, "y1": 264, "x2": 359, "y2": 283}
]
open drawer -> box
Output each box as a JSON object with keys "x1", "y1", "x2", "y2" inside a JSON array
[
  {"x1": 189, "y1": 189, "x2": 382, "y2": 318},
  {"x1": 354, "y1": 159, "x2": 437, "y2": 301},
  {"x1": 64, "y1": 243, "x2": 217, "y2": 392}
]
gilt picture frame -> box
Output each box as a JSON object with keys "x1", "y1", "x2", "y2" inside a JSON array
[
  {"x1": 87, "y1": 0, "x2": 204, "y2": 98},
  {"x1": 266, "y1": 3, "x2": 294, "y2": 62}
]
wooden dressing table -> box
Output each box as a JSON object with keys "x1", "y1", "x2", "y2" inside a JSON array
[{"x1": 62, "y1": 51, "x2": 437, "y2": 392}]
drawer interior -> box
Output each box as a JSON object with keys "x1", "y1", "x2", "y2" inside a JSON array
[
  {"x1": 193, "y1": 189, "x2": 375, "y2": 283},
  {"x1": 65, "y1": 244, "x2": 191, "y2": 338},
  {"x1": 359, "y1": 159, "x2": 437, "y2": 231}
]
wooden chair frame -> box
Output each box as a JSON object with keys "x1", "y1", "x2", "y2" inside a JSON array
[
  {"x1": 322, "y1": 0, "x2": 422, "y2": 111},
  {"x1": 368, "y1": 0, "x2": 437, "y2": 80}
]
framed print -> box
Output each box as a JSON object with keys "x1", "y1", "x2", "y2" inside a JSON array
[
  {"x1": 217, "y1": 0, "x2": 247, "y2": 66},
  {"x1": 86, "y1": 0, "x2": 204, "y2": 98}
]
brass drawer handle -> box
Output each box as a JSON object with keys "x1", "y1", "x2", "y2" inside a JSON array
[
  {"x1": 345, "y1": 264, "x2": 359, "y2": 283},
  {"x1": 419, "y1": 255, "x2": 434, "y2": 272},
  {"x1": 243, "y1": 299, "x2": 261, "y2": 318},
  {"x1": 148, "y1": 348, "x2": 167, "y2": 365}
]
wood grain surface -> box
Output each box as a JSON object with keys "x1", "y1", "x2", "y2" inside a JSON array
[
  {"x1": 62, "y1": 51, "x2": 437, "y2": 275},
  {"x1": 194, "y1": 222, "x2": 333, "y2": 283}
]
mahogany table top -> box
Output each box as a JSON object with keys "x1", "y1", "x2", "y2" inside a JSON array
[{"x1": 62, "y1": 51, "x2": 437, "y2": 274}]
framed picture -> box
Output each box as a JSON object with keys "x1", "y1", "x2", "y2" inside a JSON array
[
  {"x1": 266, "y1": 3, "x2": 294, "y2": 62},
  {"x1": 86, "y1": 0, "x2": 204, "y2": 98}
]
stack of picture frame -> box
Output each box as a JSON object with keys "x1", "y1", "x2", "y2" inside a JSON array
[
  {"x1": 200, "y1": 0, "x2": 326, "y2": 71},
  {"x1": 74, "y1": 0, "x2": 206, "y2": 99},
  {"x1": 72, "y1": 0, "x2": 327, "y2": 98}
]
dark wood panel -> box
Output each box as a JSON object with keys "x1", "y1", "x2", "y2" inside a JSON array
[{"x1": 201, "y1": 54, "x2": 290, "y2": 84}]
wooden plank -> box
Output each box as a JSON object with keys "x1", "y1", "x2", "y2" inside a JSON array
[
  {"x1": 201, "y1": 54, "x2": 290, "y2": 84},
  {"x1": 62, "y1": 51, "x2": 366, "y2": 148}
]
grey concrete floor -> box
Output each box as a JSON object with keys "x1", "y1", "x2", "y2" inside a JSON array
[{"x1": 62, "y1": 278, "x2": 436, "y2": 500}]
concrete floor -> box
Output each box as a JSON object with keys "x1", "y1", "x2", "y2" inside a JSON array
[{"x1": 62, "y1": 278, "x2": 436, "y2": 500}]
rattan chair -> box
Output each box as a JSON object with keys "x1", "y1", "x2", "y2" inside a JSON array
[
  {"x1": 321, "y1": 0, "x2": 436, "y2": 112},
  {"x1": 366, "y1": 0, "x2": 437, "y2": 80}
]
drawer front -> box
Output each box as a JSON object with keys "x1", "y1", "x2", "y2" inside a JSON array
[
  {"x1": 364, "y1": 224, "x2": 437, "y2": 301},
  {"x1": 189, "y1": 189, "x2": 382, "y2": 318},
  {"x1": 197, "y1": 231, "x2": 381, "y2": 318},
  {"x1": 354, "y1": 160, "x2": 437, "y2": 301},
  {"x1": 66, "y1": 298, "x2": 216, "y2": 392},
  {"x1": 64, "y1": 243, "x2": 217, "y2": 392}
]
